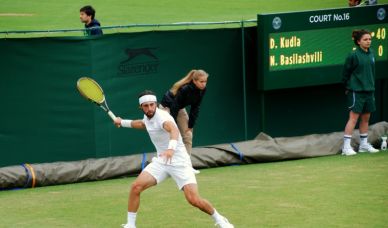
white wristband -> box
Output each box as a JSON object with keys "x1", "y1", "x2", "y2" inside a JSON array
[
  {"x1": 121, "y1": 119, "x2": 133, "y2": 128},
  {"x1": 168, "y1": 139, "x2": 178, "y2": 151}
]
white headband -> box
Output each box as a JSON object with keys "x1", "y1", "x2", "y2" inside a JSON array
[{"x1": 139, "y1": 94, "x2": 157, "y2": 105}]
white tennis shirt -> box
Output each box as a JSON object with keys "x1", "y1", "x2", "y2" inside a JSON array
[{"x1": 143, "y1": 108, "x2": 191, "y2": 166}]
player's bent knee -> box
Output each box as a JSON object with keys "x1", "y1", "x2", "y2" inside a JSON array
[{"x1": 130, "y1": 182, "x2": 145, "y2": 194}]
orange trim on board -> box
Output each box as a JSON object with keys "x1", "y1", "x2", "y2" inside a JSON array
[{"x1": 25, "y1": 164, "x2": 36, "y2": 188}]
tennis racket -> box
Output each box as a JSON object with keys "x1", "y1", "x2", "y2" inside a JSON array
[{"x1": 76, "y1": 77, "x2": 117, "y2": 121}]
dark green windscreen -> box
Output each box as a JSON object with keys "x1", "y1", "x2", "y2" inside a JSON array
[{"x1": 0, "y1": 29, "x2": 245, "y2": 166}]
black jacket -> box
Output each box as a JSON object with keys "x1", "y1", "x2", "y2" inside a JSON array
[
  {"x1": 161, "y1": 82, "x2": 206, "y2": 128},
  {"x1": 85, "y1": 19, "x2": 103, "y2": 36}
]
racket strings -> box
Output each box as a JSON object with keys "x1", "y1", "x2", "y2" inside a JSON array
[{"x1": 77, "y1": 77, "x2": 105, "y2": 104}]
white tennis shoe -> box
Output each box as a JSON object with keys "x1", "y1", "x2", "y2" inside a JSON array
[
  {"x1": 342, "y1": 147, "x2": 357, "y2": 156},
  {"x1": 215, "y1": 216, "x2": 234, "y2": 228},
  {"x1": 192, "y1": 167, "x2": 201, "y2": 174},
  {"x1": 121, "y1": 223, "x2": 136, "y2": 228},
  {"x1": 358, "y1": 143, "x2": 379, "y2": 153}
]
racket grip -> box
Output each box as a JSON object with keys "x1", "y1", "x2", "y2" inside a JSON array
[{"x1": 107, "y1": 111, "x2": 117, "y2": 121}]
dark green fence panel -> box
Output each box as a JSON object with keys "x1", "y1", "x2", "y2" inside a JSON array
[
  {"x1": 0, "y1": 38, "x2": 96, "y2": 166},
  {"x1": 89, "y1": 30, "x2": 246, "y2": 159},
  {"x1": 0, "y1": 29, "x2": 245, "y2": 167}
]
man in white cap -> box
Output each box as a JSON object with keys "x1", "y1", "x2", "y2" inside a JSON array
[{"x1": 114, "y1": 90, "x2": 234, "y2": 228}]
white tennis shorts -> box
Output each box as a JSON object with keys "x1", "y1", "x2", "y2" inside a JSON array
[{"x1": 144, "y1": 157, "x2": 197, "y2": 190}]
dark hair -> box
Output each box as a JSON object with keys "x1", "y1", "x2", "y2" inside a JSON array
[
  {"x1": 352, "y1": 29, "x2": 371, "y2": 46},
  {"x1": 349, "y1": 0, "x2": 361, "y2": 6},
  {"x1": 80, "y1": 5, "x2": 96, "y2": 20},
  {"x1": 138, "y1": 90, "x2": 156, "y2": 99}
]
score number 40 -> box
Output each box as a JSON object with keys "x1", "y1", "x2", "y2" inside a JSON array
[{"x1": 373, "y1": 28, "x2": 385, "y2": 57}]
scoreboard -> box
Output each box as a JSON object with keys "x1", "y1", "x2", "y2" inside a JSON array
[{"x1": 257, "y1": 4, "x2": 388, "y2": 90}]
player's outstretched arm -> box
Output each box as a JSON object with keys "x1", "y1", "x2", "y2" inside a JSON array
[{"x1": 114, "y1": 117, "x2": 145, "y2": 129}]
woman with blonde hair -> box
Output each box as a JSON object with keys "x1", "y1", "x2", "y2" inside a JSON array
[{"x1": 160, "y1": 69, "x2": 208, "y2": 172}]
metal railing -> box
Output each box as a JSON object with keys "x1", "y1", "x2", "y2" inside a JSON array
[{"x1": 0, "y1": 19, "x2": 257, "y2": 36}]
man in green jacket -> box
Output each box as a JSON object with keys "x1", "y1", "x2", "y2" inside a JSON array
[{"x1": 341, "y1": 29, "x2": 379, "y2": 156}]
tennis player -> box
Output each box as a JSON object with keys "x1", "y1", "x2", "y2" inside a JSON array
[{"x1": 114, "y1": 90, "x2": 234, "y2": 228}]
